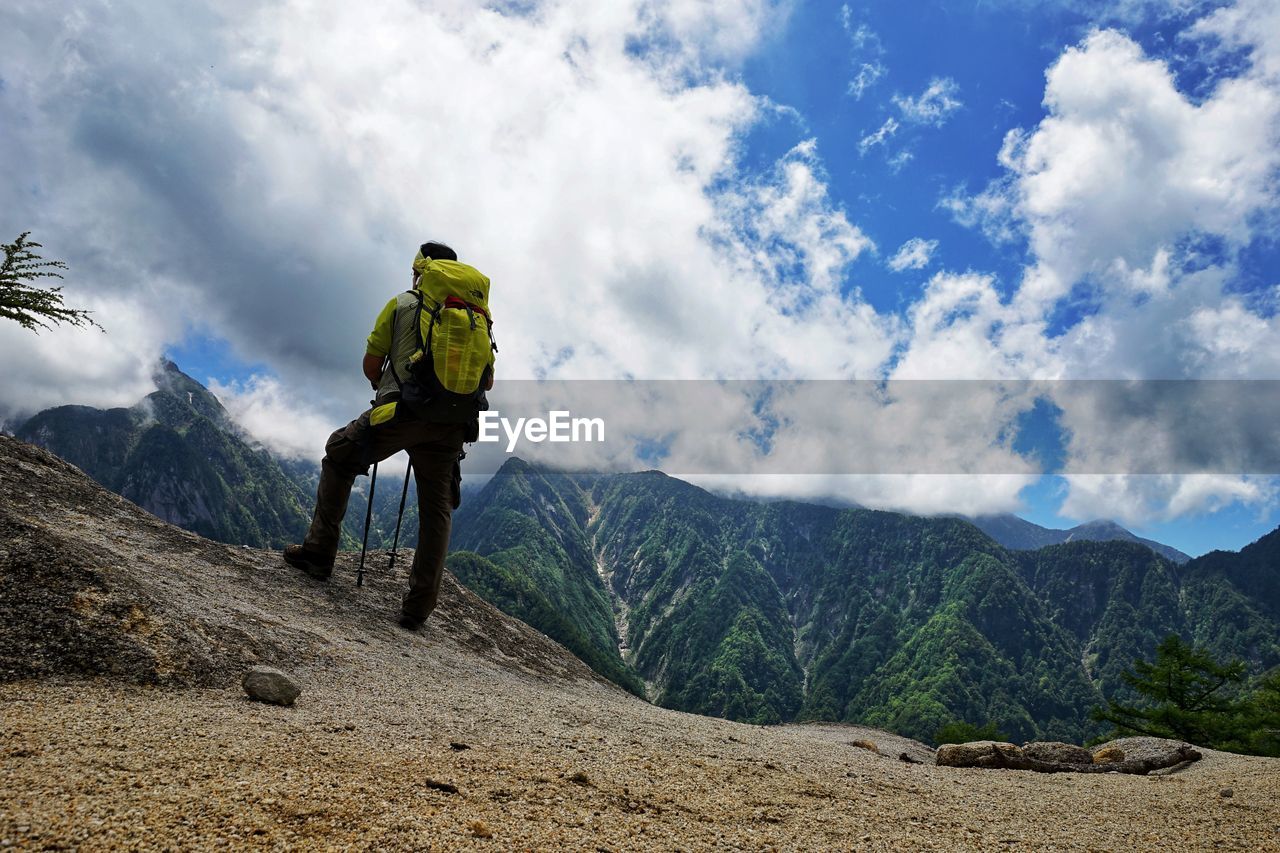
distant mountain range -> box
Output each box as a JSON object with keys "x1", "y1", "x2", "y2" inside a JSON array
[
  {"x1": 11, "y1": 363, "x2": 1277, "y2": 744},
  {"x1": 451, "y1": 459, "x2": 1279, "y2": 742},
  {"x1": 969, "y1": 514, "x2": 1191, "y2": 564}
]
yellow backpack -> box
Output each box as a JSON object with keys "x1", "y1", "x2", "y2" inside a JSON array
[{"x1": 401, "y1": 258, "x2": 496, "y2": 421}]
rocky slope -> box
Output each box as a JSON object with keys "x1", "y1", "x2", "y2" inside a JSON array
[{"x1": 3, "y1": 435, "x2": 1279, "y2": 848}]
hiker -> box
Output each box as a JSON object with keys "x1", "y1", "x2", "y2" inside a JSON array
[{"x1": 284, "y1": 241, "x2": 495, "y2": 632}]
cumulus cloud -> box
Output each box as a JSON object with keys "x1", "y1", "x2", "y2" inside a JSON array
[
  {"x1": 1060, "y1": 474, "x2": 1277, "y2": 526},
  {"x1": 5, "y1": 0, "x2": 1278, "y2": 527},
  {"x1": 0, "y1": 0, "x2": 884, "y2": 409},
  {"x1": 0, "y1": 291, "x2": 176, "y2": 421},
  {"x1": 1194, "y1": 0, "x2": 1280, "y2": 80},
  {"x1": 887, "y1": 237, "x2": 938, "y2": 272},
  {"x1": 1000, "y1": 28, "x2": 1277, "y2": 312},
  {"x1": 928, "y1": 8, "x2": 1280, "y2": 521},
  {"x1": 206, "y1": 375, "x2": 338, "y2": 462}
]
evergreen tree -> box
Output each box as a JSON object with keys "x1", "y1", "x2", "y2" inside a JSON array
[
  {"x1": 935, "y1": 720, "x2": 1009, "y2": 745},
  {"x1": 1093, "y1": 634, "x2": 1249, "y2": 748},
  {"x1": 1239, "y1": 669, "x2": 1280, "y2": 757},
  {"x1": 1, "y1": 232, "x2": 101, "y2": 333}
]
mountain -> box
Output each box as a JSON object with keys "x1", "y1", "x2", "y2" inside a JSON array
[
  {"x1": 13, "y1": 360, "x2": 419, "y2": 552},
  {"x1": 971, "y1": 514, "x2": 1190, "y2": 564},
  {"x1": 452, "y1": 459, "x2": 1279, "y2": 743},
  {"x1": 7, "y1": 434, "x2": 1276, "y2": 850},
  {"x1": 449, "y1": 458, "x2": 645, "y2": 696},
  {"x1": 15, "y1": 361, "x2": 313, "y2": 548}
]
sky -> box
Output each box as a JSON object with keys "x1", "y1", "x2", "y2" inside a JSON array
[{"x1": 2, "y1": 0, "x2": 1278, "y2": 556}]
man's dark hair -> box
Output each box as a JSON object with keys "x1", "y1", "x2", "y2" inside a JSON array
[{"x1": 419, "y1": 241, "x2": 458, "y2": 262}]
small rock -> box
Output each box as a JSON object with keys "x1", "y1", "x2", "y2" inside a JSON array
[
  {"x1": 567, "y1": 771, "x2": 591, "y2": 786},
  {"x1": 241, "y1": 667, "x2": 301, "y2": 707},
  {"x1": 449, "y1": 741, "x2": 471, "y2": 751},
  {"x1": 425, "y1": 779, "x2": 459, "y2": 794},
  {"x1": 1220, "y1": 788, "x2": 1234, "y2": 798}
]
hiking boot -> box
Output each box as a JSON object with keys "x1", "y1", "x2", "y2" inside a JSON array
[
  {"x1": 398, "y1": 612, "x2": 427, "y2": 632},
  {"x1": 283, "y1": 544, "x2": 333, "y2": 580}
]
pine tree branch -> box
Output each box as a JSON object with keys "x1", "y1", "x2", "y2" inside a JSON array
[{"x1": 0, "y1": 232, "x2": 103, "y2": 334}]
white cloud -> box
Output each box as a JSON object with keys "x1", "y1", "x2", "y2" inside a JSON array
[
  {"x1": 1194, "y1": 0, "x2": 1280, "y2": 80},
  {"x1": 642, "y1": 0, "x2": 797, "y2": 64},
  {"x1": 0, "y1": 0, "x2": 885, "y2": 409},
  {"x1": 857, "y1": 77, "x2": 961, "y2": 168},
  {"x1": 892, "y1": 271, "x2": 1050, "y2": 380},
  {"x1": 1060, "y1": 474, "x2": 1276, "y2": 525},
  {"x1": 0, "y1": 291, "x2": 177, "y2": 421},
  {"x1": 999, "y1": 28, "x2": 1279, "y2": 312},
  {"x1": 688, "y1": 473, "x2": 1035, "y2": 517},
  {"x1": 924, "y1": 7, "x2": 1280, "y2": 523},
  {"x1": 849, "y1": 62, "x2": 887, "y2": 100},
  {"x1": 858, "y1": 117, "x2": 899, "y2": 154},
  {"x1": 887, "y1": 237, "x2": 938, "y2": 272},
  {"x1": 840, "y1": 5, "x2": 887, "y2": 100},
  {"x1": 893, "y1": 77, "x2": 962, "y2": 126},
  {"x1": 206, "y1": 374, "x2": 338, "y2": 462}
]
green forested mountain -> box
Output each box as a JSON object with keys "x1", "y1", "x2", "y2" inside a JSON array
[
  {"x1": 449, "y1": 459, "x2": 644, "y2": 694},
  {"x1": 451, "y1": 459, "x2": 1280, "y2": 743},
  {"x1": 13, "y1": 362, "x2": 431, "y2": 553},
  {"x1": 16, "y1": 362, "x2": 313, "y2": 548}
]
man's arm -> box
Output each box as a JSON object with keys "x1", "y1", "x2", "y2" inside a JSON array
[
  {"x1": 364, "y1": 297, "x2": 399, "y2": 390},
  {"x1": 363, "y1": 353, "x2": 384, "y2": 388}
]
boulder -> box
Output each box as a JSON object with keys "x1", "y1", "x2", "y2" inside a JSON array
[
  {"x1": 241, "y1": 666, "x2": 301, "y2": 706},
  {"x1": 1089, "y1": 737, "x2": 1201, "y2": 774},
  {"x1": 1023, "y1": 741, "x2": 1092, "y2": 764},
  {"x1": 938, "y1": 737, "x2": 1199, "y2": 775},
  {"x1": 935, "y1": 741, "x2": 1032, "y2": 769}
]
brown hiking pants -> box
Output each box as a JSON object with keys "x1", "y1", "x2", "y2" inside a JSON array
[{"x1": 303, "y1": 409, "x2": 466, "y2": 620}]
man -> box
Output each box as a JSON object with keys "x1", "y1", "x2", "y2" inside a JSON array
[{"x1": 283, "y1": 240, "x2": 494, "y2": 632}]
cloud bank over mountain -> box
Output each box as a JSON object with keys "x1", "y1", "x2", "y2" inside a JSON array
[{"x1": 1, "y1": 0, "x2": 1276, "y2": 523}]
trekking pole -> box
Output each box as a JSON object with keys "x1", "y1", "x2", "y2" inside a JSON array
[
  {"x1": 357, "y1": 461, "x2": 379, "y2": 587},
  {"x1": 388, "y1": 461, "x2": 413, "y2": 571}
]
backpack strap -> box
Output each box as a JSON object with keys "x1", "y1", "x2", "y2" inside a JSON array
[{"x1": 385, "y1": 289, "x2": 429, "y2": 393}]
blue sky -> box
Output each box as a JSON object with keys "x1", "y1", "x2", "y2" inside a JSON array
[{"x1": 3, "y1": 0, "x2": 1279, "y2": 556}]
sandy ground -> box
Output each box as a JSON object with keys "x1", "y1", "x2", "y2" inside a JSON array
[{"x1": 4, "y1": 656, "x2": 1278, "y2": 851}]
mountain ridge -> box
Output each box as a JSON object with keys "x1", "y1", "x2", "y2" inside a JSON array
[
  {"x1": 453, "y1": 458, "x2": 1279, "y2": 742},
  {"x1": 970, "y1": 513, "x2": 1191, "y2": 563}
]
